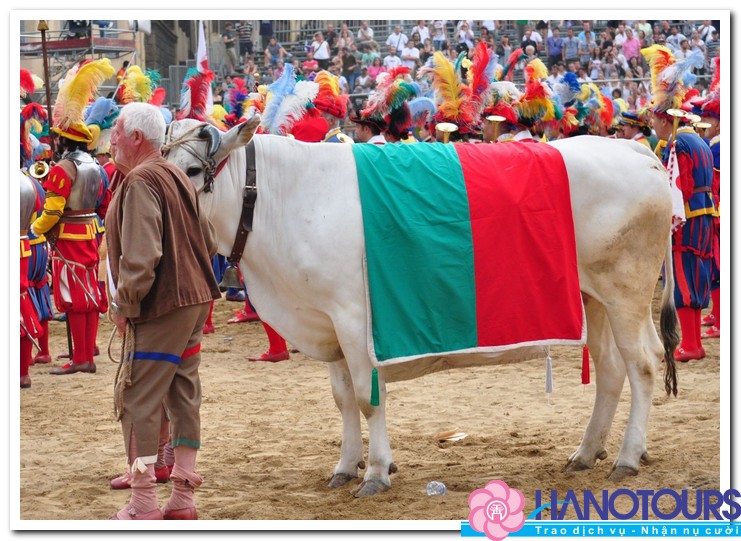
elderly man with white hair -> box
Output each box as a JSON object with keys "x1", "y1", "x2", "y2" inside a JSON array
[{"x1": 107, "y1": 103, "x2": 220, "y2": 520}]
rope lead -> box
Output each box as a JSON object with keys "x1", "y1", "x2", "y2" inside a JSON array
[{"x1": 113, "y1": 321, "x2": 136, "y2": 421}]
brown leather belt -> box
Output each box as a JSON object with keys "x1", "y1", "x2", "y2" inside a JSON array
[
  {"x1": 227, "y1": 140, "x2": 257, "y2": 264},
  {"x1": 60, "y1": 209, "x2": 97, "y2": 224},
  {"x1": 693, "y1": 186, "x2": 712, "y2": 194}
]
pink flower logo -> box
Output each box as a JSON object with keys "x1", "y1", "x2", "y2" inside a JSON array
[{"x1": 468, "y1": 480, "x2": 525, "y2": 541}]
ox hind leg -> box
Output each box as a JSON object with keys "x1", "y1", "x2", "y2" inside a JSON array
[
  {"x1": 566, "y1": 298, "x2": 626, "y2": 472},
  {"x1": 604, "y1": 302, "x2": 663, "y2": 481},
  {"x1": 327, "y1": 359, "x2": 365, "y2": 488}
]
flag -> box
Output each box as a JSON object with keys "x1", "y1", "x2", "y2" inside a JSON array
[
  {"x1": 197, "y1": 20, "x2": 213, "y2": 115},
  {"x1": 666, "y1": 141, "x2": 686, "y2": 233},
  {"x1": 353, "y1": 142, "x2": 584, "y2": 363},
  {"x1": 197, "y1": 20, "x2": 209, "y2": 73}
]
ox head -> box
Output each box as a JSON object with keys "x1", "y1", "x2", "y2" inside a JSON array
[{"x1": 163, "y1": 114, "x2": 260, "y2": 194}]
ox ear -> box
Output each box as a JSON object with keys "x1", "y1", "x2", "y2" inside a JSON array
[
  {"x1": 214, "y1": 114, "x2": 261, "y2": 163},
  {"x1": 198, "y1": 124, "x2": 222, "y2": 158}
]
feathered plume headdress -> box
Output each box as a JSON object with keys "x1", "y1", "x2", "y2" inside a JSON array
[
  {"x1": 84, "y1": 97, "x2": 119, "y2": 129},
  {"x1": 312, "y1": 70, "x2": 348, "y2": 119},
  {"x1": 177, "y1": 67, "x2": 215, "y2": 122},
  {"x1": 209, "y1": 104, "x2": 229, "y2": 131},
  {"x1": 362, "y1": 66, "x2": 414, "y2": 120},
  {"x1": 641, "y1": 45, "x2": 705, "y2": 114},
  {"x1": 360, "y1": 66, "x2": 418, "y2": 138},
  {"x1": 223, "y1": 77, "x2": 250, "y2": 127},
  {"x1": 500, "y1": 48, "x2": 525, "y2": 82},
  {"x1": 700, "y1": 56, "x2": 720, "y2": 119},
  {"x1": 52, "y1": 58, "x2": 115, "y2": 143},
  {"x1": 512, "y1": 58, "x2": 555, "y2": 127},
  {"x1": 482, "y1": 81, "x2": 521, "y2": 126},
  {"x1": 147, "y1": 87, "x2": 173, "y2": 126},
  {"x1": 417, "y1": 52, "x2": 479, "y2": 133},
  {"x1": 118, "y1": 65, "x2": 154, "y2": 104},
  {"x1": 407, "y1": 97, "x2": 437, "y2": 128},
  {"x1": 21, "y1": 103, "x2": 48, "y2": 166},
  {"x1": 84, "y1": 96, "x2": 120, "y2": 152},
  {"x1": 466, "y1": 42, "x2": 497, "y2": 120},
  {"x1": 261, "y1": 65, "x2": 320, "y2": 135},
  {"x1": 21, "y1": 69, "x2": 44, "y2": 99}
]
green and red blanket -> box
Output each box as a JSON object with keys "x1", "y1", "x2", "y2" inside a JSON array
[{"x1": 353, "y1": 141, "x2": 584, "y2": 367}]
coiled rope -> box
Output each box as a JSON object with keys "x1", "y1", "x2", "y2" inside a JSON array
[{"x1": 113, "y1": 321, "x2": 136, "y2": 421}]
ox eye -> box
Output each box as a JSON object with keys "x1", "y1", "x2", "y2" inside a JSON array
[{"x1": 186, "y1": 167, "x2": 203, "y2": 177}]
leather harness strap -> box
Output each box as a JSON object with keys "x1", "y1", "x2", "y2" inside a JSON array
[{"x1": 227, "y1": 140, "x2": 257, "y2": 265}]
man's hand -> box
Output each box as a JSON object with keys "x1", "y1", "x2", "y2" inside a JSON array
[{"x1": 112, "y1": 312, "x2": 128, "y2": 336}]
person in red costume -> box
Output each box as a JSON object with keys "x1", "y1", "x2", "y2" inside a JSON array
[
  {"x1": 696, "y1": 58, "x2": 721, "y2": 340},
  {"x1": 20, "y1": 173, "x2": 44, "y2": 388},
  {"x1": 20, "y1": 97, "x2": 54, "y2": 367},
  {"x1": 643, "y1": 45, "x2": 715, "y2": 362},
  {"x1": 31, "y1": 59, "x2": 115, "y2": 375}
]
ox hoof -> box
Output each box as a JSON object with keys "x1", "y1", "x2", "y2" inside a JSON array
[
  {"x1": 597, "y1": 449, "x2": 608, "y2": 461},
  {"x1": 640, "y1": 452, "x2": 651, "y2": 465},
  {"x1": 351, "y1": 479, "x2": 390, "y2": 498},
  {"x1": 328, "y1": 473, "x2": 358, "y2": 489},
  {"x1": 388, "y1": 462, "x2": 398, "y2": 474},
  {"x1": 357, "y1": 461, "x2": 366, "y2": 470},
  {"x1": 608, "y1": 465, "x2": 639, "y2": 483},
  {"x1": 563, "y1": 458, "x2": 592, "y2": 472}
]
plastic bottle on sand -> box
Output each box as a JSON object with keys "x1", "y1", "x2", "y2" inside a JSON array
[{"x1": 426, "y1": 480, "x2": 447, "y2": 496}]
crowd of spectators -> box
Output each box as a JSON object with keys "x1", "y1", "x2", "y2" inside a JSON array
[{"x1": 212, "y1": 19, "x2": 721, "y2": 117}]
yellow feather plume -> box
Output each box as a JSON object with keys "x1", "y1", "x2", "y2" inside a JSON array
[
  {"x1": 209, "y1": 104, "x2": 228, "y2": 130},
  {"x1": 32, "y1": 74, "x2": 45, "y2": 91},
  {"x1": 641, "y1": 45, "x2": 675, "y2": 100},
  {"x1": 576, "y1": 83, "x2": 591, "y2": 103},
  {"x1": 314, "y1": 70, "x2": 341, "y2": 98},
  {"x1": 526, "y1": 58, "x2": 549, "y2": 82},
  {"x1": 423, "y1": 52, "x2": 466, "y2": 120},
  {"x1": 53, "y1": 59, "x2": 115, "y2": 130},
  {"x1": 121, "y1": 65, "x2": 153, "y2": 104}
]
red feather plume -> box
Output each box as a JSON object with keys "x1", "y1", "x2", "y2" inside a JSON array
[
  {"x1": 20, "y1": 69, "x2": 35, "y2": 97},
  {"x1": 469, "y1": 42, "x2": 492, "y2": 111},
  {"x1": 501, "y1": 48, "x2": 524, "y2": 81},
  {"x1": 148, "y1": 87, "x2": 167, "y2": 107},
  {"x1": 710, "y1": 57, "x2": 720, "y2": 93}
]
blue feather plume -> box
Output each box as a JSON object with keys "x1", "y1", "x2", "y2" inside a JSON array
[
  {"x1": 84, "y1": 97, "x2": 119, "y2": 128},
  {"x1": 262, "y1": 64, "x2": 297, "y2": 133},
  {"x1": 408, "y1": 96, "x2": 437, "y2": 126}
]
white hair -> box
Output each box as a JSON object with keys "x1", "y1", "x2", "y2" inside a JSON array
[{"x1": 119, "y1": 103, "x2": 166, "y2": 147}]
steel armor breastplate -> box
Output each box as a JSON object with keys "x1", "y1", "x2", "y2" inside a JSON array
[
  {"x1": 65, "y1": 150, "x2": 102, "y2": 211},
  {"x1": 20, "y1": 172, "x2": 36, "y2": 232}
]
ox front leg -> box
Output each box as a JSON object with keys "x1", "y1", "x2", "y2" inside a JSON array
[
  {"x1": 350, "y1": 364, "x2": 394, "y2": 497},
  {"x1": 566, "y1": 299, "x2": 626, "y2": 472},
  {"x1": 327, "y1": 359, "x2": 365, "y2": 489}
]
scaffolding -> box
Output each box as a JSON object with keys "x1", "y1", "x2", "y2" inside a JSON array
[{"x1": 20, "y1": 24, "x2": 137, "y2": 105}]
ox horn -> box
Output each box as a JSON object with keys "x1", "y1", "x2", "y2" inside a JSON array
[{"x1": 199, "y1": 124, "x2": 222, "y2": 157}]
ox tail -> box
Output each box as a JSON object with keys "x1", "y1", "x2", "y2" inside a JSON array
[{"x1": 660, "y1": 233, "x2": 679, "y2": 397}]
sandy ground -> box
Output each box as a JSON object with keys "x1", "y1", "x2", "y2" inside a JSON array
[{"x1": 19, "y1": 283, "x2": 720, "y2": 522}]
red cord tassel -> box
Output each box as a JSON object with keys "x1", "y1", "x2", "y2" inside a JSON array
[{"x1": 582, "y1": 345, "x2": 590, "y2": 385}]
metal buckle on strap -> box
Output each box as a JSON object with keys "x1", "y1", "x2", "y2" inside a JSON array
[{"x1": 243, "y1": 184, "x2": 257, "y2": 199}]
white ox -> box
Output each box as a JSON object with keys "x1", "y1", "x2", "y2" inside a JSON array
[{"x1": 163, "y1": 116, "x2": 679, "y2": 497}]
